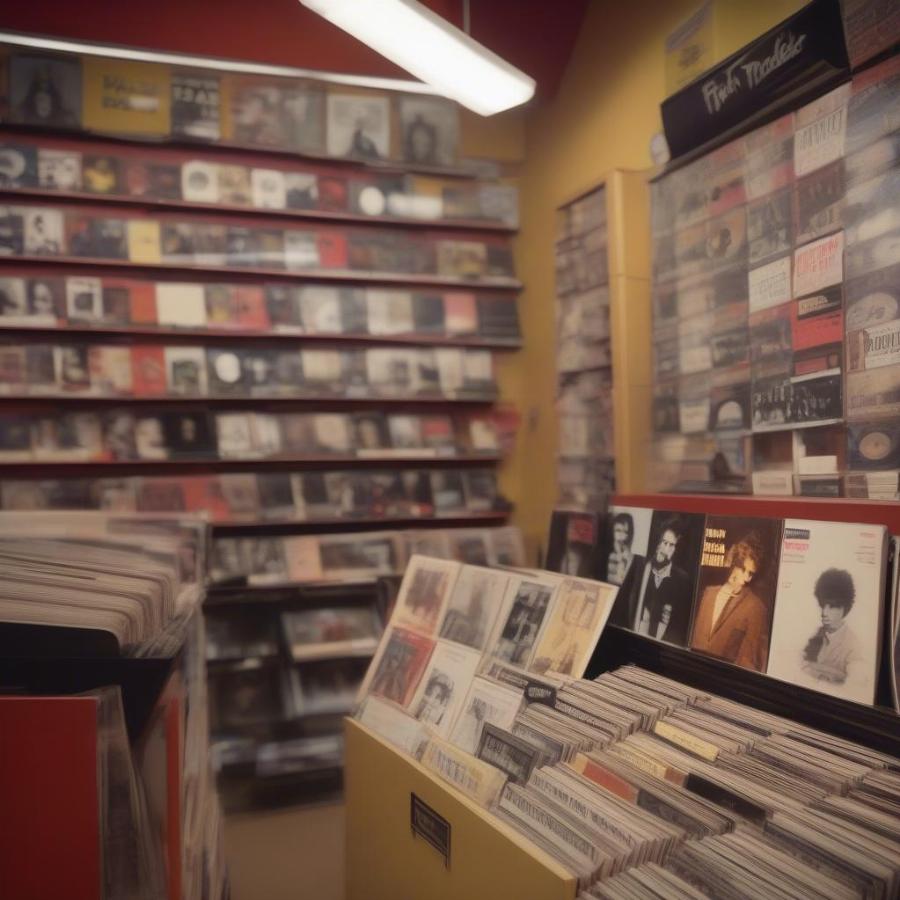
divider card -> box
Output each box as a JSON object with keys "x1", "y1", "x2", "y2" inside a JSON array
[{"x1": 766, "y1": 518, "x2": 888, "y2": 704}]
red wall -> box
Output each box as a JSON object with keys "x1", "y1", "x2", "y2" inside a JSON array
[{"x1": 0, "y1": 0, "x2": 586, "y2": 97}]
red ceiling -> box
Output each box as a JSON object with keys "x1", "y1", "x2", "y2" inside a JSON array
[{"x1": 0, "y1": 0, "x2": 588, "y2": 100}]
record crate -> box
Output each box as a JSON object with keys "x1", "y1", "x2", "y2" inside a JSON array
[{"x1": 344, "y1": 718, "x2": 577, "y2": 900}]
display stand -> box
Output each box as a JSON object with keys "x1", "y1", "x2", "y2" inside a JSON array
[{"x1": 344, "y1": 719, "x2": 576, "y2": 900}]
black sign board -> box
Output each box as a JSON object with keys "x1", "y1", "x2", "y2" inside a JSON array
[
  {"x1": 410, "y1": 793, "x2": 451, "y2": 867},
  {"x1": 661, "y1": 0, "x2": 850, "y2": 160}
]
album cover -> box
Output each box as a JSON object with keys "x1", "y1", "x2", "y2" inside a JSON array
[
  {"x1": 0, "y1": 144, "x2": 37, "y2": 189},
  {"x1": 846, "y1": 364, "x2": 900, "y2": 422},
  {"x1": 130, "y1": 345, "x2": 167, "y2": 396},
  {"x1": 846, "y1": 54, "x2": 899, "y2": 156},
  {"x1": 741, "y1": 114, "x2": 795, "y2": 200},
  {"x1": 164, "y1": 346, "x2": 208, "y2": 396},
  {"x1": 434, "y1": 565, "x2": 507, "y2": 652},
  {"x1": 82, "y1": 58, "x2": 170, "y2": 136},
  {"x1": 136, "y1": 478, "x2": 187, "y2": 514},
  {"x1": 121, "y1": 159, "x2": 180, "y2": 200},
  {"x1": 180, "y1": 159, "x2": 218, "y2": 204},
  {"x1": 218, "y1": 164, "x2": 252, "y2": 207},
  {"x1": 37, "y1": 148, "x2": 82, "y2": 192},
  {"x1": 688, "y1": 515, "x2": 783, "y2": 672},
  {"x1": 264, "y1": 285, "x2": 302, "y2": 332},
  {"x1": 349, "y1": 177, "x2": 399, "y2": 218},
  {"x1": 409, "y1": 639, "x2": 481, "y2": 737},
  {"x1": 491, "y1": 574, "x2": 557, "y2": 667},
  {"x1": 366, "y1": 625, "x2": 434, "y2": 708},
  {"x1": 629, "y1": 509, "x2": 705, "y2": 647},
  {"x1": 217, "y1": 473, "x2": 260, "y2": 520},
  {"x1": 32, "y1": 412, "x2": 101, "y2": 461},
  {"x1": 367, "y1": 289, "x2": 414, "y2": 335},
  {"x1": 0, "y1": 205, "x2": 24, "y2": 257},
  {"x1": 545, "y1": 510, "x2": 600, "y2": 578},
  {"x1": 848, "y1": 422, "x2": 900, "y2": 470},
  {"x1": 767, "y1": 519, "x2": 888, "y2": 705},
  {"x1": 793, "y1": 83, "x2": 849, "y2": 178},
  {"x1": 412, "y1": 292, "x2": 446, "y2": 334},
  {"x1": 0, "y1": 278, "x2": 28, "y2": 323},
  {"x1": 212, "y1": 666, "x2": 285, "y2": 728},
  {"x1": 20, "y1": 207, "x2": 61, "y2": 258},
  {"x1": 159, "y1": 410, "x2": 214, "y2": 459},
  {"x1": 250, "y1": 167, "x2": 287, "y2": 210},
  {"x1": 224, "y1": 226, "x2": 255, "y2": 266},
  {"x1": 0, "y1": 414, "x2": 33, "y2": 460},
  {"x1": 171, "y1": 71, "x2": 221, "y2": 140},
  {"x1": 747, "y1": 189, "x2": 792, "y2": 265},
  {"x1": 383, "y1": 414, "x2": 422, "y2": 453},
  {"x1": 399, "y1": 96, "x2": 459, "y2": 167},
  {"x1": 224, "y1": 77, "x2": 312, "y2": 151},
  {"x1": 206, "y1": 348, "x2": 248, "y2": 396},
  {"x1": 284, "y1": 173, "x2": 319, "y2": 210},
  {"x1": 298, "y1": 285, "x2": 342, "y2": 333},
  {"x1": 748, "y1": 256, "x2": 792, "y2": 314},
  {"x1": 73, "y1": 217, "x2": 128, "y2": 260},
  {"x1": 463, "y1": 469, "x2": 498, "y2": 512},
  {"x1": 9, "y1": 54, "x2": 81, "y2": 128},
  {"x1": 793, "y1": 161, "x2": 844, "y2": 246},
  {"x1": 284, "y1": 230, "x2": 321, "y2": 270},
  {"x1": 256, "y1": 472, "x2": 296, "y2": 520},
  {"x1": 293, "y1": 657, "x2": 369, "y2": 715},
  {"x1": 79, "y1": 154, "x2": 120, "y2": 196},
  {"x1": 283, "y1": 605, "x2": 381, "y2": 661},
  {"x1": 98, "y1": 282, "x2": 134, "y2": 325},
  {"x1": 23, "y1": 344, "x2": 56, "y2": 392},
  {"x1": 88, "y1": 345, "x2": 133, "y2": 395},
  {"x1": 326, "y1": 92, "x2": 390, "y2": 161}
]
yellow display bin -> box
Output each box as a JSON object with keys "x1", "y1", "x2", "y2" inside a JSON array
[{"x1": 344, "y1": 718, "x2": 577, "y2": 900}]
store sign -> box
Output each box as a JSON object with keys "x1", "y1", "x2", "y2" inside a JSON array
[
  {"x1": 410, "y1": 793, "x2": 451, "y2": 867},
  {"x1": 661, "y1": 0, "x2": 849, "y2": 159}
]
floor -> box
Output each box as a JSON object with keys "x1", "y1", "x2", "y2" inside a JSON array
[{"x1": 225, "y1": 802, "x2": 345, "y2": 900}]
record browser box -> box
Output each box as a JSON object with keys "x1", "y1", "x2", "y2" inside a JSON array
[{"x1": 345, "y1": 717, "x2": 576, "y2": 900}]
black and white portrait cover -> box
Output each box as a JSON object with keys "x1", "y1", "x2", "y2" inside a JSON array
[
  {"x1": 9, "y1": 54, "x2": 82, "y2": 128},
  {"x1": 766, "y1": 518, "x2": 888, "y2": 705},
  {"x1": 689, "y1": 515, "x2": 783, "y2": 672},
  {"x1": 171, "y1": 71, "x2": 221, "y2": 141},
  {"x1": 326, "y1": 93, "x2": 390, "y2": 161},
  {"x1": 629, "y1": 510, "x2": 706, "y2": 647},
  {"x1": 399, "y1": 96, "x2": 459, "y2": 167},
  {"x1": 604, "y1": 505, "x2": 653, "y2": 627}
]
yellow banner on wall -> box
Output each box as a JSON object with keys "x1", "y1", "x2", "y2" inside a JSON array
[{"x1": 82, "y1": 58, "x2": 171, "y2": 136}]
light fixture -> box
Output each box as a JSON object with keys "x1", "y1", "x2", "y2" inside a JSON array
[{"x1": 299, "y1": 0, "x2": 536, "y2": 116}]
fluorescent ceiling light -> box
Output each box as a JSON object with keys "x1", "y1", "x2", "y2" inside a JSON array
[{"x1": 299, "y1": 0, "x2": 536, "y2": 116}]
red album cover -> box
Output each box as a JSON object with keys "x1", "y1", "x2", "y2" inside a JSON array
[
  {"x1": 130, "y1": 345, "x2": 167, "y2": 396},
  {"x1": 317, "y1": 176, "x2": 349, "y2": 212},
  {"x1": 368, "y1": 626, "x2": 435, "y2": 708},
  {"x1": 443, "y1": 291, "x2": 478, "y2": 335},
  {"x1": 121, "y1": 280, "x2": 157, "y2": 326},
  {"x1": 790, "y1": 287, "x2": 843, "y2": 353},
  {"x1": 318, "y1": 231, "x2": 348, "y2": 269},
  {"x1": 181, "y1": 475, "x2": 231, "y2": 521},
  {"x1": 234, "y1": 286, "x2": 270, "y2": 330}
]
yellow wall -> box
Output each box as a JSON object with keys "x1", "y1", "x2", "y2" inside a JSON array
[{"x1": 505, "y1": 0, "x2": 806, "y2": 557}]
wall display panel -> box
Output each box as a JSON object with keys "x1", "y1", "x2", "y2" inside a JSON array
[
  {"x1": 554, "y1": 186, "x2": 614, "y2": 510},
  {"x1": 0, "y1": 34, "x2": 523, "y2": 810},
  {"x1": 647, "y1": 53, "x2": 899, "y2": 500}
]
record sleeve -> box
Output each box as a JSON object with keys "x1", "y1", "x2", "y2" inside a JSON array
[
  {"x1": 688, "y1": 515, "x2": 782, "y2": 672},
  {"x1": 250, "y1": 168, "x2": 287, "y2": 210},
  {"x1": 170, "y1": 71, "x2": 220, "y2": 141},
  {"x1": 845, "y1": 364, "x2": 900, "y2": 421},
  {"x1": 847, "y1": 421, "x2": 900, "y2": 470},
  {"x1": 793, "y1": 83, "x2": 849, "y2": 178},
  {"x1": 399, "y1": 96, "x2": 459, "y2": 167},
  {"x1": 89, "y1": 346, "x2": 133, "y2": 395},
  {"x1": 164, "y1": 346, "x2": 208, "y2": 396},
  {"x1": 217, "y1": 164, "x2": 252, "y2": 207},
  {"x1": 629, "y1": 510, "x2": 706, "y2": 647},
  {"x1": 82, "y1": 154, "x2": 121, "y2": 195},
  {"x1": 546, "y1": 510, "x2": 601, "y2": 578},
  {"x1": 766, "y1": 519, "x2": 887, "y2": 705},
  {"x1": 37, "y1": 148, "x2": 82, "y2": 191},
  {"x1": 792, "y1": 231, "x2": 843, "y2": 299},
  {"x1": 9, "y1": 54, "x2": 82, "y2": 128},
  {"x1": 0, "y1": 144, "x2": 37, "y2": 189},
  {"x1": 181, "y1": 160, "x2": 218, "y2": 203},
  {"x1": 408, "y1": 639, "x2": 481, "y2": 737},
  {"x1": 23, "y1": 208, "x2": 62, "y2": 256},
  {"x1": 747, "y1": 189, "x2": 792, "y2": 265},
  {"x1": 365, "y1": 626, "x2": 434, "y2": 708},
  {"x1": 326, "y1": 92, "x2": 390, "y2": 160},
  {"x1": 748, "y1": 256, "x2": 792, "y2": 313},
  {"x1": 82, "y1": 58, "x2": 170, "y2": 136}
]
